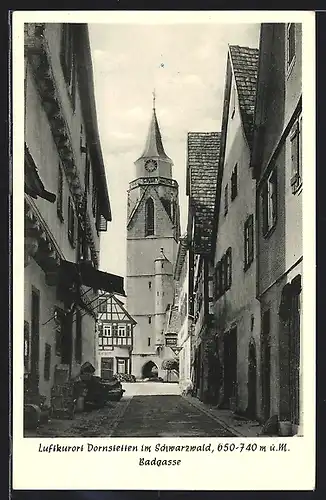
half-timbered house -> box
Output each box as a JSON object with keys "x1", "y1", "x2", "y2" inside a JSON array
[{"x1": 97, "y1": 294, "x2": 136, "y2": 378}]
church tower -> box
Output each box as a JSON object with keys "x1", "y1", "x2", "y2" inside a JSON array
[{"x1": 126, "y1": 96, "x2": 180, "y2": 379}]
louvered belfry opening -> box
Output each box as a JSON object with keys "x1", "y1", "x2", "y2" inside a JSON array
[{"x1": 145, "y1": 197, "x2": 155, "y2": 236}]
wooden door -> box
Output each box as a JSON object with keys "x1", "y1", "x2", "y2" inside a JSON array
[
  {"x1": 101, "y1": 357, "x2": 114, "y2": 380},
  {"x1": 262, "y1": 310, "x2": 271, "y2": 421}
]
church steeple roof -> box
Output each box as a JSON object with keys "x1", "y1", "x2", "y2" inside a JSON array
[{"x1": 137, "y1": 95, "x2": 172, "y2": 164}]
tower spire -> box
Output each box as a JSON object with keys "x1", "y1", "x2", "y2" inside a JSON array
[{"x1": 136, "y1": 97, "x2": 172, "y2": 164}]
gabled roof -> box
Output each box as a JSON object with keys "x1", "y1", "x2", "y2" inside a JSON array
[
  {"x1": 174, "y1": 233, "x2": 188, "y2": 280},
  {"x1": 127, "y1": 185, "x2": 174, "y2": 230},
  {"x1": 97, "y1": 293, "x2": 137, "y2": 325},
  {"x1": 229, "y1": 45, "x2": 259, "y2": 147},
  {"x1": 187, "y1": 132, "x2": 221, "y2": 254},
  {"x1": 75, "y1": 24, "x2": 111, "y2": 221},
  {"x1": 136, "y1": 108, "x2": 172, "y2": 164}
]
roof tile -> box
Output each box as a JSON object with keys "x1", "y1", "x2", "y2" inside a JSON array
[
  {"x1": 187, "y1": 132, "x2": 221, "y2": 254},
  {"x1": 229, "y1": 45, "x2": 259, "y2": 146}
]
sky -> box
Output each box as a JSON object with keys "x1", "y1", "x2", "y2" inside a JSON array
[{"x1": 88, "y1": 23, "x2": 261, "y2": 280}]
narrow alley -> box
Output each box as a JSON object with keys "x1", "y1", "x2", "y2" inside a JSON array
[{"x1": 26, "y1": 383, "x2": 238, "y2": 438}]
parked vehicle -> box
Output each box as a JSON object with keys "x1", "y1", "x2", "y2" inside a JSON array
[{"x1": 83, "y1": 375, "x2": 124, "y2": 409}]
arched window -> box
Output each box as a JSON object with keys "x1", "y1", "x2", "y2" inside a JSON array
[{"x1": 145, "y1": 198, "x2": 154, "y2": 236}]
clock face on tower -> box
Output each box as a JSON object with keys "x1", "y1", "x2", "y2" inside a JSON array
[{"x1": 145, "y1": 159, "x2": 158, "y2": 172}]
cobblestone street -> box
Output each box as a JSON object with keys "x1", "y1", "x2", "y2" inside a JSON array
[{"x1": 26, "y1": 383, "x2": 237, "y2": 437}]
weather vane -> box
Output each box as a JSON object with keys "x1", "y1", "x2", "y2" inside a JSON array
[{"x1": 152, "y1": 89, "x2": 156, "y2": 110}]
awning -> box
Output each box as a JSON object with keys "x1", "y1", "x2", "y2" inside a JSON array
[
  {"x1": 59, "y1": 260, "x2": 126, "y2": 297},
  {"x1": 25, "y1": 144, "x2": 56, "y2": 203}
]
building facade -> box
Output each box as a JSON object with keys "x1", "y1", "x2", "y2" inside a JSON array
[
  {"x1": 251, "y1": 23, "x2": 302, "y2": 433},
  {"x1": 173, "y1": 235, "x2": 191, "y2": 391},
  {"x1": 126, "y1": 101, "x2": 181, "y2": 379},
  {"x1": 24, "y1": 23, "x2": 124, "y2": 406},
  {"x1": 186, "y1": 132, "x2": 221, "y2": 404},
  {"x1": 96, "y1": 294, "x2": 136, "y2": 378},
  {"x1": 211, "y1": 45, "x2": 261, "y2": 417}
]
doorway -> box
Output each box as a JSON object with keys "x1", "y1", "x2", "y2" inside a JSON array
[
  {"x1": 262, "y1": 310, "x2": 271, "y2": 421},
  {"x1": 142, "y1": 360, "x2": 158, "y2": 379},
  {"x1": 101, "y1": 357, "x2": 114, "y2": 380},
  {"x1": 30, "y1": 288, "x2": 40, "y2": 391},
  {"x1": 247, "y1": 342, "x2": 257, "y2": 419},
  {"x1": 223, "y1": 326, "x2": 237, "y2": 407},
  {"x1": 289, "y1": 276, "x2": 301, "y2": 426}
]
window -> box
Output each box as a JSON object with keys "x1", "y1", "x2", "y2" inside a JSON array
[
  {"x1": 244, "y1": 215, "x2": 254, "y2": 270},
  {"x1": 60, "y1": 24, "x2": 77, "y2": 110},
  {"x1": 148, "y1": 337, "x2": 151, "y2": 347},
  {"x1": 117, "y1": 358, "x2": 128, "y2": 374},
  {"x1": 112, "y1": 324, "x2": 118, "y2": 337},
  {"x1": 224, "y1": 184, "x2": 228, "y2": 216},
  {"x1": 214, "y1": 262, "x2": 221, "y2": 299},
  {"x1": 103, "y1": 325, "x2": 112, "y2": 337},
  {"x1": 68, "y1": 197, "x2": 76, "y2": 247},
  {"x1": 214, "y1": 248, "x2": 232, "y2": 299},
  {"x1": 148, "y1": 316, "x2": 152, "y2": 324},
  {"x1": 118, "y1": 326, "x2": 126, "y2": 337},
  {"x1": 290, "y1": 116, "x2": 302, "y2": 193},
  {"x1": 44, "y1": 344, "x2": 51, "y2": 381},
  {"x1": 75, "y1": 309, "x2": 82, "y2": 364},
  {"x1": 145, "y1": 198, "x2": 154, "y2": 236},
  {"x1": 287, "y1": 23, "x2": 296, "y2": 69},
  {"x1": 231, "y1": 164, "x2": 238, "y2": 201},
  {"x1": 148, "y1": 281, "x2": 152, "y2": 290},
  {"x1": 57, "y1": 164, "x2": 64, "y2": 221},
  {"x1": 261, "y1": 169, "x2": 277, "y2": 236}
]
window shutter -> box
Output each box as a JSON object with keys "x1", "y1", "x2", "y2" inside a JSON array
[
  {"x1": 224, "y1": 184, "x2": 228, "y2": 215},
  {"x1": 270, "y1": 170, "x2": 277, "y2": 227},
  {"x1": 57, "y1": 164, "x2": 64, "y2": 221},
  {"x1": 290, "y1": 122, "x2": 299, "y2": 184},
  {"x1": 249, "y1": 215, "x2": 254, "y2": 264},
  {"x1": 261, "y1": 185, "x2": 268, "y2": 235},
  {"x1": 97, "y1": 214, "x2": 108, "y2": 232},
  {"x1": 68, "y1": 197, "x2": 77, "y2": 247},
  {"x1": 244, "y1": 219, "x2": 248, "y2": 267},
  {"x1": 227, "y1": 248, "x2": 232, "y2": 289},
  {"x1": 231, "y1": 164, "x2": 238, "y2": 200}
]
